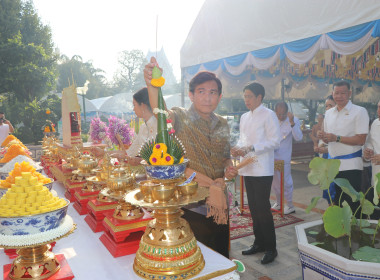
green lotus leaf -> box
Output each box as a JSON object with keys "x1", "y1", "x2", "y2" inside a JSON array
[
  {"x1": 374, "y1": 172, "x2": 380, "y2": 205},
  {"x1": 355, "y1": 219, "x2": 370, "y2": 227},
  {"x1": 361, "y1": 228, "x2": 376, "y2": 234},
  {"x1": 352, "y1": 246, "x2": 380, "y2": 263},
  {"x1": 323, "y1": 205, "x2": 352, "y2": 238},
  {"x1": 308, "y1": 157, "x2": 340, "y2": 190},
  {"x1": 152, "y1": 66, "x2": 162, "y2": 79},
  {"x1": 361, "y1": 199, "x2": 375, "y2": 216},
  {"x1": 307, "y1": 230, "x2": 319, "y2": 235},
  {"x1": 334, "y1": 178, "x2": 359, "y2": 202},
  {"x1": 305, "y1": 196, "x2": 321, "y2": 214}
]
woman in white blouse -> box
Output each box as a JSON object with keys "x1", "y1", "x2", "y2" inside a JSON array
[{"x1": 92, "y1": 87, "x2": 157, "y2": 165}]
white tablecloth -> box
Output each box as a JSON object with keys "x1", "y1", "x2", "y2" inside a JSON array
[{"x1": 1, "y1": 181, "x2": 239, "y2": 280}]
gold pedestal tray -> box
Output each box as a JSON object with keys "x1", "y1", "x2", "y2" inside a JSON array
[
  {"x1": 1, "y1": 222, "x2": 76, "y2": 280},
  {"x1": 125, "y1": 187, "x2": 209, "y2": 279}
]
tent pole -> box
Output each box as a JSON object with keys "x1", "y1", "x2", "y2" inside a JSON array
[{"x1": 181, "y1": 68, "x2": 185, "y2": 107}]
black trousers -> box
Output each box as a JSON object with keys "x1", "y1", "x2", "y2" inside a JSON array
[
  {"x1": 333, "y1": 169, "x2": 362, "y2": 216},
  {"x1": 244, "y1": 176, "x2": 276, "y2": 251},
  {"x1": 182, "y1": 208, "x2": 230, "y2": 258}
]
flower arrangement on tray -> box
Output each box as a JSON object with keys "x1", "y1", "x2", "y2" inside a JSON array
[
  {"x1": 42, "y1": 120, "x2": 56, "y2": 133},
  {"x1": 139, "y1": 66, "x2": 185, "y2": 166},
  {"x1": 107, "y1": 115, "x2": 134, "y2": 146},
  {"x1": 89, "y1": 117, "x2": 108, "y2": 143}
]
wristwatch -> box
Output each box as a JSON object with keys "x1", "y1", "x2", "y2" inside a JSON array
[{"x1": 336, "y1": 135, "x2": 341, "y2": 143}]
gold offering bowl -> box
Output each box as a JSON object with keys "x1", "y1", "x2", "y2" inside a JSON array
[
  {"x1": 107, "y1": 167, "x2": 135, "y2": 200},
  {"x1": 92, "y1": 167, "x2": 111, "y2": 181},
  {"x1": 138, "y1": 180, "x2": 161, "y2": 203},
  {"x1": 77, "y1": 153, "x2": 97, "y2": 173},
  {"x1": 125, "y1": 185, "x2": 209, "y2": 279},
  {"x1": 113, "y1": 201, "x2": 143, "y2": 220},
  {"x1": 151, "y1": 184, "x2": 176, "y2": 203},
  {"x1": 177, "y1": 181, "x2": 198, "y2": 197}
]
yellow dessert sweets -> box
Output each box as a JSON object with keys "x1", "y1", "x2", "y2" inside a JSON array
[
  {"x1": 0, "y1": 172, "x2": 67, "y2": 217},
  {"x1": 0, "y1": 162, "x2": 52, "y2": 189}
]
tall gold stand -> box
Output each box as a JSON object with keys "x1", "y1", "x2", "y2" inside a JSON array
[{"x1": 126, "y1": 185, "x2": 209, "y2": 279}]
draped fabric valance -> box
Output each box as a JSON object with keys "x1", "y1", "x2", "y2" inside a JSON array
[{"x1": 180, "y1": 0, "x2": 380, "y2": 101}]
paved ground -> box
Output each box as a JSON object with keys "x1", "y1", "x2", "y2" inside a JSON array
[{"x1": 230, "y1": 158, "x2": 329, "y2": 280}]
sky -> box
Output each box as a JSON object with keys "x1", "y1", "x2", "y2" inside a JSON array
[{"x1": 33, "y1": 0, "x2": 205, "y2": 82}]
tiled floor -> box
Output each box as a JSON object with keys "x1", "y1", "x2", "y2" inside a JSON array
[{"x1": 229, "y1": 159, "x2": 327, "y2": 280}]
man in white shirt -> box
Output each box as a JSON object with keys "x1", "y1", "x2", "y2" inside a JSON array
[
  {"x1": 363, "y1": 100, "x2": 380, "y2": 198},
  {"x1": 0, "y1": 112, "x2": 14, "y2": 145},
  {"x1": 231, "y1": 82, "x2": 281, "y2": 265},
  {"x1": 271, "y1": 102, "x2": 303, "y2": 214},
  {"x1": 320, "y1": 81, "x2": 369, "y2": 213}
]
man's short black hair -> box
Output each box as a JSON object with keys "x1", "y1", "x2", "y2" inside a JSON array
[
  {"x1": 333, "y1": 80, "x2": 350, "y2": 90},
  {"x1": 243, "y1": 82, "x2": 265, "y2": 100},
  {"x1": 189, "y1": 71, "x2": 222, "y2": 95}
]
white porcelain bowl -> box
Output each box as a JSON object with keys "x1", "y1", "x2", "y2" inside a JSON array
[{"x1": 0, "y1": 198, "x2": 69, "y2": 236}]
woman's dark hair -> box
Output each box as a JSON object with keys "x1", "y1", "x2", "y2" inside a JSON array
[
  {"x1": 326, "y1": 95, "x2": 334, "y2": 101},
  {"x1": 243, "y1": 82, "x2": 265, "y2": 100},
  {"x1": 189, "y1": 71, "x2": 222, "y2": 95},
  {"x1": 133, "y1": 87, "x2": 152, "y2": 112}
]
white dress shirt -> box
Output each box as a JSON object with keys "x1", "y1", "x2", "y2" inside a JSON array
[
  {"x1": 127, "y1": 116, "x2": 157, "y2": 157},
  {"x1": 0, "y1": 124, "x2": 10, "y2": 146},
  {"x1": 274, "y1": 116, "x2": 303, "y2": 162},
  {"x1": 324, "y1": 101, "x2": 369, "y2": 171},
  {"x1": 237, "y1": 104, "x2": 281, "y2": 177},
  {"x1": 365, "y1": 118, "x2": 380, "y2": 184}
]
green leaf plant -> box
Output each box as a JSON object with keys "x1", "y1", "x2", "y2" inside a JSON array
[{"x1": 306, "y1": 157, "x2": 380, "y2": 263}]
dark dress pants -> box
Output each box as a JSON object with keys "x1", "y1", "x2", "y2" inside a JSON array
[
  {"x1": 333, "y1": 169, "x2": 362, "y2": 217},
  {"x1": 182, "y1": 208, "x2": 230, "y2": 258},
  {"x1": 244, "y1": 176, "x2": 276, "y2": 251}
]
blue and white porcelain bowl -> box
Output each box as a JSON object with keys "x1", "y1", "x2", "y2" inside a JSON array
[
  {"x1": 0, "y1": 187, "x2": 7, "y2": 199},
  {"x1": 142, "y1": 159, "x2": 189, "y2": 180},
  {"x1": 0, "y1": 198, "x2": 69, "y2": 236},
  {"x1": 44, "y1": 181, "x2": 54, "y2": 191},
  {"x1": 0, "y1": 172, "x2": 8, "y2": 180}
]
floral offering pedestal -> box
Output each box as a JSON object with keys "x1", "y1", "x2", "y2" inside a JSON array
[
  {"x1": 99, "y1": 204, "x2": 152, "y2": 258},
  {"x1": 72, "y1": 178, "x2": 103, "y2": 215},
  {"x1": 0, "y1": 216, "x2": 76, "y2": 280},
  {"x1": 124, "y1": 160, "x2": 209, "y2": 280},
  {"x1": 84, "y1": 195, "x2": 118, "y2": 233}
]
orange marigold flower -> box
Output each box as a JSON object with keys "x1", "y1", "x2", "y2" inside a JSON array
[
  {"x1": 1, "y1": 135, "x2": 17, "y2": 147},
  {"x1": 0, "y1": 144, "x2": 31, "y2": 163},
  {"x1": 162, "y1": 154, "x2": 174, "y2": 165},
  {"x1": 151, "y1": 76, "x2": 165, "y2": 87},
  {"x1": 152, "y1": 143, "x2": 167, "y2": 154}
]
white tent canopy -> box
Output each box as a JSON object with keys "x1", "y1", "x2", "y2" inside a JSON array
[
  {"x1": 181, "y1": 0, "x2": 380, "y2": 68},
  {"x1": 180, "y1": 0, "x2": 380, "y2": 102},
  {"x1": 98, "y1": 92, "x2": 134, "y2": 113}
]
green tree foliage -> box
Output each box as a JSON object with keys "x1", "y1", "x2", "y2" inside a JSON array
[
  {"x1": 57, "y1": 55, "x2": 111, "y2": 99},
  {"x1": 3, "y1": 94, "x2": 61, "y2": 144},
  {"x1": 112, "y1": 49, "x2": 147, "y2": 93},
  {"x1": 0, "y1": 0, "x2": 57, "y2": 102}
]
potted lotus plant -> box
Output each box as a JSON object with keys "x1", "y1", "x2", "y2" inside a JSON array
[{"x1": 295, "y1": 157, "x2": 380, "y2": 279}]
